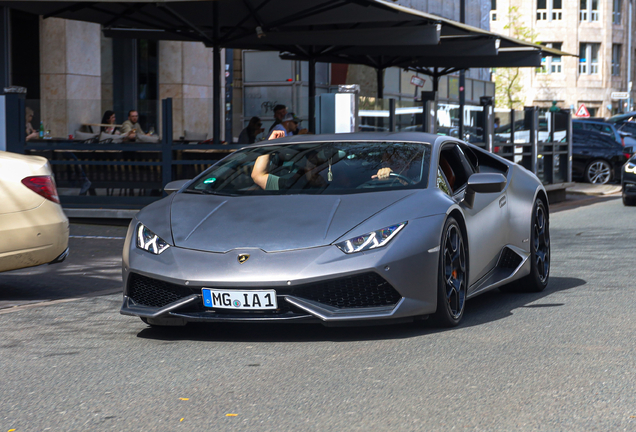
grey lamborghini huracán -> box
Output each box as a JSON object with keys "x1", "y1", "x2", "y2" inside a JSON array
[{"x1": 121, "y1": 132, "x2": 550, "y2": 327}]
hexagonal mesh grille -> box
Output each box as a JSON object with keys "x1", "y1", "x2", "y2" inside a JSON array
[
  {"x1": 128, "y1": 273, "x2": 193, "y2": 308},
  {"x1": 499, "y1": 248, "x2": 523, "y2": 269},
  {"x1": 293, "y1": 273, "x2": 401, "y2": 309}
]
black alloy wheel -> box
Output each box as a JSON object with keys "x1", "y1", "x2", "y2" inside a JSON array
[
  {"x1": 517, "y1": 198, "x2": 550, "y2": 292},
  {"x1": 432, "y1": 217, "x2": 467, "y2": 327},
  {"x1": 585, "y1": 159, "x2": 612, "y2": 184}
]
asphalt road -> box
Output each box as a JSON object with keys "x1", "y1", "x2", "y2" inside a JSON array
[{"x1": 1, "y1": 195, "x2": 635, "y2": 431}]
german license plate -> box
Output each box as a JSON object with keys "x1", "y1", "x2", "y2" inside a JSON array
[{"x1": 202, "y1": 288, "x2": 277, "y2": 310}]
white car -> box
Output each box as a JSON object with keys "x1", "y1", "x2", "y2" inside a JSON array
[{"x1": 0, "y1": 151, "x2": 69, "y2": 273}]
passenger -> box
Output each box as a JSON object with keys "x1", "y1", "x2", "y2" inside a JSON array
[
  {"x1": 238, "y1": 116, "x2": 264, "y2": 144},
  {"x1": 100, "y1": 110, "x2": 121, "y2": 135}
]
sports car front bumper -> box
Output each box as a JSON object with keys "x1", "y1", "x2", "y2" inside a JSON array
[{"x1": 120, "y1": 215, "x2": 445, "y2": 325}]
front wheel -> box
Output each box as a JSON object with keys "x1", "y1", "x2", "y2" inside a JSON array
[
  {"x1": 431, "y1": 217, "x2": 468, "y2": 327},
  {"x1": 517, "y1": 198, "x2": 550, "y2": 292},
  {"x1": 585, "y1": 159, "x2": 612, "y2": 184},
  {"x1": 623, "y1": 192, "x2": 636, "y2": 206}
]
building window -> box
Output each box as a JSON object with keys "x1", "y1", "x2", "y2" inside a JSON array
[
  {"x1": 612, "y1": 44, "x2": 622, "y2": 76},
  {"x1": 540, "y1": 43, "x2": 563, "y2": 73},
  {"x1": 613, "y1": 0, "x2": 622, "y2": 24},
  {"x1": 580, "y1": 0, "x2": 599, "y2": 22},
  {"x1": 579, "y1": 43, "x2": 600, "y2": 75},
  {"x1": 491, "y1": 0, "x2": 497, "y2": 20},
  {"x1": 538, "y1": 0, "x2": 563, "y2": 21}
]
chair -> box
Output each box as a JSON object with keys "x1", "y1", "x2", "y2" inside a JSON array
[
  {"x1": 99, "y1": 132, "x2": 124, "y2": 144},
  {"x1": 74, "y1": 130, "x2": 98, "y2": 142},
  {"x1": 183, "y1": 130, "x2": 208, "y2": 143},
  {"x1": 136, "y1": 134, "x2": 160, "y2": 143}
]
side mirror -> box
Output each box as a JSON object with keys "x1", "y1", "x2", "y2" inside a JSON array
[
  {"x1": 463, "y1": 173, "x2": 507, "y2": 209},
  {"x1": 164, "y1": 179, "x2": 191, "y2": 195}
]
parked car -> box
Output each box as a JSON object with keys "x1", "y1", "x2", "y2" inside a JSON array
[
  {"x1": 568, "y1": 130, "x2": 630, "y2": 184},
  {"x1": 572, "y1": 119, "x2": 636, "y2": 148},
  {"x1": 0, "y1": 151, "x2": 69, "y2": 272},
  {"x1": 622, "y1": 154, "x2": 636, "y2": 206},
  {"x1": 121, "y1": 132, "x2": 550, "y2": 328}
]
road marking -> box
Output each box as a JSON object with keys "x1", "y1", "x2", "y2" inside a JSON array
[
  {"x1": 69, "y1": 235, "x2": 126, "y2": 240},
  {"x1": 0, "y1": 288, "x2": 122, "y2": 314}
]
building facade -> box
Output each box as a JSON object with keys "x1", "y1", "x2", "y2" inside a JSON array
[
  {"x1": 490, "y1": 0, "x2": 635, "y2": 117},
  {"x1": 1, "y1": 0, "x2": 494, "y2": 144}
]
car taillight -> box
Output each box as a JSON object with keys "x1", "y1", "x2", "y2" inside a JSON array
[
  {"x1": 21, "y1": 175, "x2": 60, "y2": 204},
  {"x1": 625, "y1": 153, "x2": 632, "y2": 159}
]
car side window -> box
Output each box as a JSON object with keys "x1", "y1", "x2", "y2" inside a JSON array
[{"x1": 437, "y1": 167, "x2": 452, "y2": 196}]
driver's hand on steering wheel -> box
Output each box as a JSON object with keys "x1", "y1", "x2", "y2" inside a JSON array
[{"x1": 372, "y1": 167, "x2": 393, "y2": 180}]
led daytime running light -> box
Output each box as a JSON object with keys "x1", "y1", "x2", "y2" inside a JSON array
[
  {"x1": 336, "y1": 222, "x2": 407, "y2": 254},
  {"x1": 136, "y1": 224, "x2": 170, "y2": 255},
  {"x1": 625, "y1": 162, "x2": 636, "y2": 174}
]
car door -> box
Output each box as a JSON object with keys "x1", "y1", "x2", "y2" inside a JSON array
[
  {"x1": 438, "y1": 143, "x2": 508, "y2": 286},
  {"x1": 571, "y1": 131, "x2": 594, "y2": 178}
]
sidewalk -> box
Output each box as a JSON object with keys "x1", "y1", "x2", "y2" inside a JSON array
[{"x1": 566, "y1": 183, "x2": 622, "y2": 196}]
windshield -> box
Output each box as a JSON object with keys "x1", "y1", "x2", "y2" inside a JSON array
[{"x1": 187, "y1": 141, "x2": 431, "y2": 196}]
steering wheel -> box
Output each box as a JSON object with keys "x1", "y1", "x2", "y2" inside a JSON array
[{"x1": 388, "y1": 172, "x2": 416, "y2": 185}]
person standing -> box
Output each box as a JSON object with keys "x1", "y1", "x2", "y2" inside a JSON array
[
  {"x1": 238, "y1": 117, "x2": 264, "y2": 144},
  {"x1": 268, "y1": 105, "x2": 287, "y2": 134}
]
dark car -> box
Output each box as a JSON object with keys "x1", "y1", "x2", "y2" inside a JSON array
[
  {"x1": 573, "y1": 119, "x2": 636, "y2": 147},
  {"x1": 569, "y1": 129, "x2": 630, "y2": 184},
  {"x1": 622, "y1": 154, "x2": 636, "y2": 206}
]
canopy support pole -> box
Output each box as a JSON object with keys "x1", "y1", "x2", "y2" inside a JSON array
[
  {"x1": 213, "y1": 1, "x2": 221, "y2": 144},
  {"x1": 458, "y1": 0, "x2": 466, "y2": 140},
  {"x1": 376, "y1": 68, "x2": 383, "y2": 99},
  {"x1": 309, "y1": 56, "x2": 316, "y2": 134}
]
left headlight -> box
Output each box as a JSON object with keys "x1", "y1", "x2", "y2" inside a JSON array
[
  {"x1": 335, "y1": 222, "x2": 407, "y2": 254},
  {"x1": 136, "y1": 223, "x2": 170, "y2": 255}
]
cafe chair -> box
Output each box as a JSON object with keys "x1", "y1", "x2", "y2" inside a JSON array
[
  {"x1": 74, "y1": 130, "x2": 99, "y2": 142},
  {"x1": 99, "y1": 132, "x2": 123, "y2": 144},
  {"x1": 182, "y1": 130, "x2": 208, "y2": 143}
]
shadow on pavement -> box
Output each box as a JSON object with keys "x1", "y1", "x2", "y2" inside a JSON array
[{"x1": 135, "y1": 276, "x2": 587, "y2": 343}]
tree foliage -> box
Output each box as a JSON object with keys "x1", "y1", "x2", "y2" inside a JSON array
[{"x1": 494, "y1": 7, "x2": 539, "y2": 110}]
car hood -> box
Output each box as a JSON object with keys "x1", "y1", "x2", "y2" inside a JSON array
[{"x1": 170, "y1": 191, "x2": 416, "y2": 253}]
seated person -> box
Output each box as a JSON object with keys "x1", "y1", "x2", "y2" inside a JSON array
[
  {"x1": 120, "y1": 110, "x2": 151, "y2": 141},
  {"x1": 25, "y1": 107, "x2": 38, "y2": 141},
  {"x1": 267, "y1": 113, "x2": 296, "y2": 140},
  {"x1": 100, "y1": 110, "x2": 121, "y2": 135}
]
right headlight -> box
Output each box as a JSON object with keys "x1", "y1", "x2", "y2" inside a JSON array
[
  {"x1": 625, "y1": 161, "x2": 636, "y2": 174},
  {"x1": 136, "y1": 223, "x2": 170, "y2": 255},
  {"x1": 335, "y1": 222, "x2": 407, "y2": 254}
]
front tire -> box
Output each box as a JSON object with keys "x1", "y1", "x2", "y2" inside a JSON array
[
  {"x1": 517, "y1": 198, "x2": 550, "y2": 292},
  {"x1": 585, "y1": 159, "x2": 612, "y2": 184},
  {"x1": 431, "y1": 217, "x2": 467, "y2": 327},
  {"x1": 623, "y1": 192, "x2": 636, "y2": 206}
]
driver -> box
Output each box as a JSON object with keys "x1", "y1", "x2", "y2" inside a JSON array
[{"x1": 252, "y1": 150, "x2": 326, "y2": 191}]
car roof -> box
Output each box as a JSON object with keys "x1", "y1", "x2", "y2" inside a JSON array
[{"x1": 257, "y1": 131, "x2": 441, "y2": 146}]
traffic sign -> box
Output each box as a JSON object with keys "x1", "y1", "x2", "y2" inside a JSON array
[
  {"x1": 611, "y1": 92, "x2": 630, "y2": 100},
  {"x1": 410, "y1": 75, "x2": 425, "y2": 87},
  {"x1": 575, "y1": 104, "x2": 590, "y2": 117}
]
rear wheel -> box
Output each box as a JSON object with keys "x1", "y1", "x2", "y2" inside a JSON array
[
  {"x1": 516, "y1": 198, "x2": 550, "y2": 292},
  {"x1": 431, "y1": 217, "x2": 467, "y2": 327},
  {"x1": 585, "y1": 159, "x2": 612, "y2": 184}
]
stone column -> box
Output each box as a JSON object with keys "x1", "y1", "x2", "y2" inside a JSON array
[
  {"x1": 39, "y1": 18, "x2": 101, "y2": 137},
  {"x1": 159, "y1": 41, "x2": 225, "y2": 141}
]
